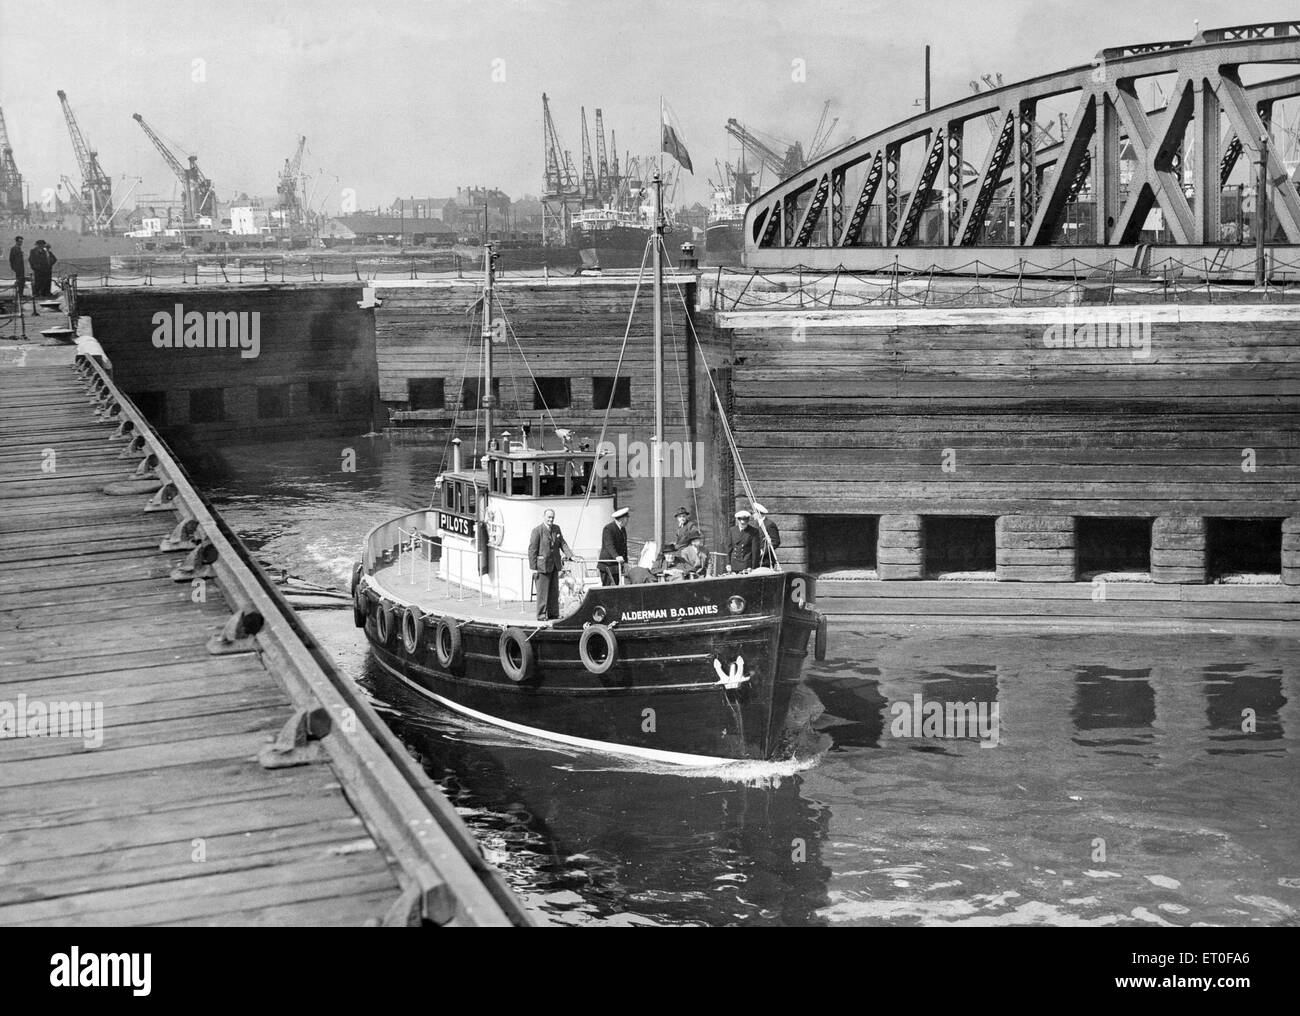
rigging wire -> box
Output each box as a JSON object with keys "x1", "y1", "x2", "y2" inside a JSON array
[
  {"x1": 656, "y1": 236, "x2": 704, "y2": 532},
  {"x1": 658, "y1": 235, "x2": 779, "y2": 567},
  {"x1": 573, "y1": 237, "x2": 652, "y2": 537}
]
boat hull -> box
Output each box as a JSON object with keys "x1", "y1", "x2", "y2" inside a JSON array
[{"x1": 358, "y1": 571, "x2": 821, "y2": 764}]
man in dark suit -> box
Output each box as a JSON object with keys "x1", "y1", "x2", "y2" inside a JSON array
[
  {"x1": 725, "y1": 509, "x2": 760, "y2": 574},
  {"x1": 752, "y1": 502, "x2": 781, "y2": 568},
  {"x1": 528, "y1": 508, "x2": 572, "y2": 620},
  {"x1": 599, "y1": 507, "x2": 630, "y2": 586},
  {"x1": 29, "y1": 240, "x2": 57, "y2": 299},
  {"x1": 672, "y1": 506, "x2": 694, "y2": 549},
  {"x1": 8, "y1": 236, "x2": 35, "y2": 316}
]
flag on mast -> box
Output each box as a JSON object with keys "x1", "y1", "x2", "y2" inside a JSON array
[{"x1": 661, "y1": 101, "x2": 693, "y2": 174}]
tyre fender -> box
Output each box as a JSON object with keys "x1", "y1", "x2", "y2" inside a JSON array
[
  {"x1": 499, "y1": 627, "x2": 536, "y2": 683},
  {"x1": 578, "y1": 623, "x2": 619, "y2": 676},
  {"x1": 401, "y1": 606, "x2": 423, "y2": 654},
  {"x1": 434, "y1": 618, "x2": 465, "y2": 671}
]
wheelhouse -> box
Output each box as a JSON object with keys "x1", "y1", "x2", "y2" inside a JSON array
[{"x1": 431, "y1": 441, "x2": 618, "y2": 604}]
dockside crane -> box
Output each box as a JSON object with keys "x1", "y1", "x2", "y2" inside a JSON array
[
  {"x1": 132, "y1": 112, "x2": 216, "y2": 223},
  {"x1": 0, "y1": 105, "x2": 24, "y2": 216},
  {"x1": 277, "y1": 135, "x2": 307, "y2": 228},
  {"x1": 725, "y1": 118, "x2": 793, "y2": 183},
  {"x1": 594, "y1": 108, "x2": 610, "y2": 204},
  {"x1": 580, "y1": 107, "x2": 599, "y2": 205},
  {"x1": 58, "y1": 90, "x2": 115, "y2": 232},
  {"x1": 542, "y1": 93, "x2": 580, "y2": 244},
  {"x1": 608, "y1": 127, "x2": 621, "y2": 199}
]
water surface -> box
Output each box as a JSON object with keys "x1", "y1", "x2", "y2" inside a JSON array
[{"x1": 197, "y1": 434, "x2": 1300, "y2": 927}]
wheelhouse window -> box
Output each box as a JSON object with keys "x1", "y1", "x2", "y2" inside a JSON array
[
  {"x1": 537, "y1": 460, "x2": 565, "y2": 497},
  {"x1": 487, "y1": 455, "x2": 607, "y2": 497}
]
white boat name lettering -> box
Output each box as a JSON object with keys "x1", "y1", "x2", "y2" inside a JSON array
[{"x1": 619, "y1": 604, "x2": 720, "y2": 622}]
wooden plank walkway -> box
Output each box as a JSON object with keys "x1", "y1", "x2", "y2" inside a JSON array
[{"x1": 0, "y1": 346, "x2": 520, "y2": 926}]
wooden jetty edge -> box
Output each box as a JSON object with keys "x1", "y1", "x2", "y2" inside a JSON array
[{"x1": 0, "y1": 340, "x2": 533, "y2": 927}]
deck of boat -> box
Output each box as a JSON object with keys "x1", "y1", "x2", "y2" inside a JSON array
[{"x1": 370, "y1": 557, "x2": 558, "y2": 626}]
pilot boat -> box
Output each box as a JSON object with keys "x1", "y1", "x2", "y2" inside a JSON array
[{"x1": 351, "y1": 175, "x2": 826, "y2": 765}]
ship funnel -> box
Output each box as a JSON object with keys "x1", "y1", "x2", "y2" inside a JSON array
[{"x1": 452, "y1": 438, "x2": 461, "y2": 472}]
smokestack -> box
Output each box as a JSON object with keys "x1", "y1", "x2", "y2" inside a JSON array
[{"x1": 452, "y1": 437, "x2": 461, "y2": 472}]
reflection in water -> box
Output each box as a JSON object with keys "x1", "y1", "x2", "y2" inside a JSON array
[
  {"x1": 363, "y1": 660, "x2": 834, "y2": 926},
  {"x1": 1072, "y1": 667, "x2": 1156, "y2": 753},
  {"x1": 196, "y1": 436, "x2": 1300, "y2": 927}
]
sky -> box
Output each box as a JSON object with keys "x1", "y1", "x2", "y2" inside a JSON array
[{"x1": 0, "y1": 0, "x2": 1294, "y2": 214}]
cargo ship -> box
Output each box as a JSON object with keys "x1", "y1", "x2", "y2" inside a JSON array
[{"x1": 702, "y1": 158, "x2": 755, "y2": 267}]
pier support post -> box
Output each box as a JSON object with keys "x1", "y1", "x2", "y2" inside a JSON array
[
  {"x1": 1151, "y1": 516, "x2": 1207, "y2": 583},
  {"x1": 877, "y1": 514, "x2": 923, "y2": 580},
  {"x1": 1283, "y1": 518, "x2": 1300, "y2": 585},
  {"x1": 996, "y1": 515, "x2": 1075, "y2": 581}
]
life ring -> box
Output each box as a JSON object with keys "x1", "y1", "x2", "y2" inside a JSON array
[
  {"x1": 814, "y1": 612, "x2": 828, "y2": 662},
  {"x1": 401, "y1": 607, "x2": 423, "y2": 654},
  {"x1": 434, "y1": 619, "x2": 464, "y2": 671},
  {"x1": 499, "y1": 627, "x2": 535, "y2": 683},
  {"x1": 375, "y1": 603, "x2": 393, "y2": 645},
  {"x1": 578, "y1": 623, "x2": 619, "y2": 676}
]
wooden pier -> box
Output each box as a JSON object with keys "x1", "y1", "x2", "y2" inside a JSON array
[{"x1": 0, "y1": 339, "x2": 531, "y2": 926}]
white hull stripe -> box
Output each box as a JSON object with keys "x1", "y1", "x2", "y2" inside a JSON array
[{"x1": 375, "y1": 656, "x2": 745, "y2": 768}]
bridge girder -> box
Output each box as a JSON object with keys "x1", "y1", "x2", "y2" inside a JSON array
[{"x1": 745, "y1": 22, "x2": 1300, "y2": 264}]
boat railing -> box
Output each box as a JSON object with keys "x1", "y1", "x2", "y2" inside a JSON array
[{"x1": 389, "y1": 524, "x2": 541, "y2": 615}]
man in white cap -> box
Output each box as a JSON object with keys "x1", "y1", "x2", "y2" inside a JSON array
[
  {"x1": 751, "y1": 503, "x2": 781, "y2": 568},
  {"x1": 725, "y1": 508, "x2": 760, "y2": 574},
  {"x1": 599, "y1": 506, "x2": 630, "y2": 586}
]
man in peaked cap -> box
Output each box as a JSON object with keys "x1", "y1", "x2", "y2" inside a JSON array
[
  {"x1": 725, "y1": 508, "x2": 760, "y2": 574},
  {"x1": 599, "y1": 506, "x2": 630, "y2": 586}
]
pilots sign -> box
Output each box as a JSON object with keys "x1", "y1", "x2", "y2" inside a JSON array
[{"x1": 437, "y1": 511, "x2": 474, "y2": 538}]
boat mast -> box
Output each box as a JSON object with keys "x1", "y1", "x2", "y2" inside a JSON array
[
  {"x1": 652, "y1": 173, "x2": 664, "y2": 547},
  {"x1": 482, "y1": 242, "x2": 495, "y2": 452}
]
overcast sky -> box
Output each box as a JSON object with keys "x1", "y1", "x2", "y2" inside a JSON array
[{"x1": 0, "y1": 0, "x2": 1292, "y2": 213}]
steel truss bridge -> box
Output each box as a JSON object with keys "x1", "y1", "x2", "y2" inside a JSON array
[{"x1": 743, "y1": 22, "x2": 1300, "y2": 279}]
